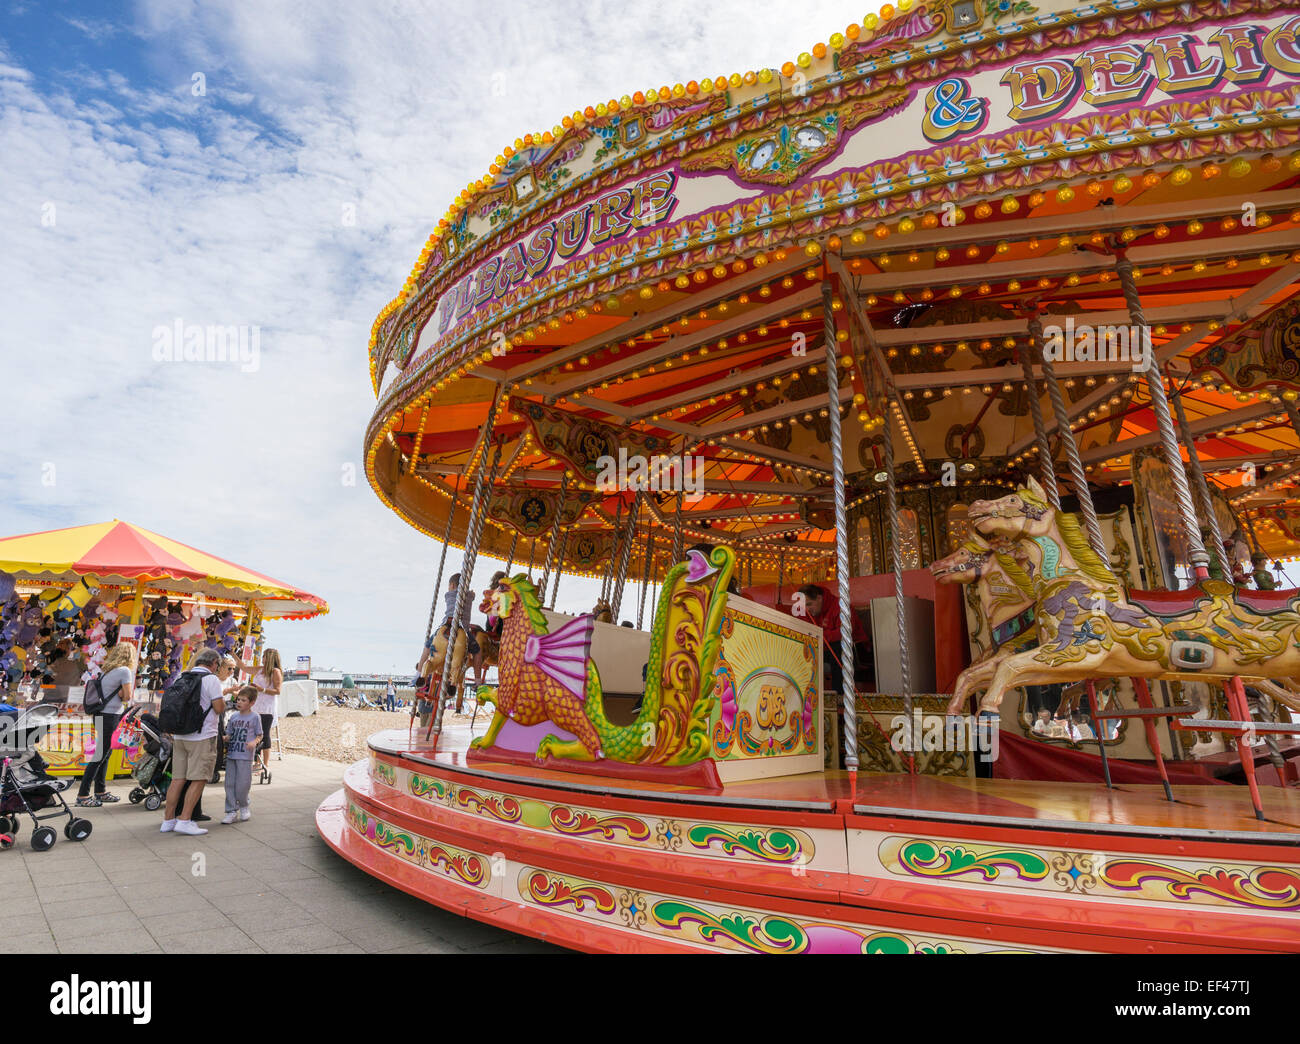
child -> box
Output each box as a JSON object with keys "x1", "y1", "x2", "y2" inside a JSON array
[{"x1": 221, "y1": 686, "x2": 263, "y2": 824}]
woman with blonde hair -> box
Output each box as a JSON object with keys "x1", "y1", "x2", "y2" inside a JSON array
[
  {"x1": 240, "y1": 648, "x2": 281, "y2": 782},
  {"x1": 76, "y1": 642, "x2": 136, "y2": 806}
]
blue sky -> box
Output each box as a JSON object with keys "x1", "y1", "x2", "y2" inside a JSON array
[{"x1": 1, "y1": 0, "x2": 859, "y2": 672}]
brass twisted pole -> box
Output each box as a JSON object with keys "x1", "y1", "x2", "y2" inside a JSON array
[
  {"x1": 610, "y1": 492, "x2": 643, "y2": 620},
  {"x1": 1171, "y1": 390, "x2": 1231, "y2": 579},
  {"x1": 823, "y1": 279, "x2": 858, "y2": 773},
  {"x1": 1017, "y1": 338, "x2": 1060, "y2": 508},
  {"x1": 429, "y1": 435, "x2": 503, "y2": 743},
  {"x1": 1116, "y1": 252, "x2": 1210, "y2": 576},
  {"x1": 537, "y1": 474, "x2": 569, "y2": 596},
  {"x1": 424, "y1": 494, "x2": 458, "y2": 646},
  {"x1": 1031, "y1": 313, "x2": 1105, "y2": 559}
]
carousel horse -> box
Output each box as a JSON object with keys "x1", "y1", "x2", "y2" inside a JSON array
[
  {"x1": 422, "y1": 622, "x2": 469, "y2": 700},
  {"x1": 472, "y1": 548, "x2": 735, "y2": 764},
  {"x1": 933, "y1": 533, "x2": 1124, "y2": 723},
  {"x1": 471, "y1": 584, "x2": 503, "y2": 684},
  {"x1": 948, "y1": 477, "x2": 1300, "y2": 717}
]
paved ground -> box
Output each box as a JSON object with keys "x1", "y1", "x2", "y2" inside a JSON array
[{"x1": 1, "y1": 752, "x2": 560, "y2": 954}]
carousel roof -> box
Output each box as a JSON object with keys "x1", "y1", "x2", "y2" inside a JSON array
[
  {"x1": 0, "y1": 520, "x2": 328, "y2": 620},
  {"x1": 362, "y1": 0, "x2": 1300, "y2": 581}
]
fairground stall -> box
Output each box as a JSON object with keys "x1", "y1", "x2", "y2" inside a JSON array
[
  {"x1": 0, "y1": 520, "x2": 327, "y2": 776},
  {"x1": 321, "y1": 0, "x2": 1300, "y2": 953}
]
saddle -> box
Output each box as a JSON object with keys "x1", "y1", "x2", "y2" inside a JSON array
[{"x1": 1124, "y1": 584, "x2": 1300, "y2": 618}]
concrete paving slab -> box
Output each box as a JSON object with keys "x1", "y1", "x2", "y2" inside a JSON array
[{"x1": 7, "y1": 752, "x2": 563, "y2": 954}]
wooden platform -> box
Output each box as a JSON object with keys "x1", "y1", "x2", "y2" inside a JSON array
[{"x1": 316, "y1": 725, "x2": 1300, "y2": 954}]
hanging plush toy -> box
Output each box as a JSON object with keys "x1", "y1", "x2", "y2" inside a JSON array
[
  {"x1": 213, "y1": 609, "x2": 238, "y2": 655},
  {"x1": 15, "y1": 596, "x2": 43, "y2": 647},
  {"x1": 177, "y1": 606, "x2": 203, "y2": 642},
  {"x1": 51, "y1": 575, "x2": 98, "y2": 624}
]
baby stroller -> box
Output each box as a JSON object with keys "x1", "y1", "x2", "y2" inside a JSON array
[
  {"x1": 0, "y1": 704, "x2": 92, "y2": 851},
  {"x1": 118, "y1": 708, "x2": 171, "y2": 812}
]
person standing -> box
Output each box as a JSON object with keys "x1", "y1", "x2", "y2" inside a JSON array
[
  {"x1": 187, "y1": 654, "x2": 239, "y2": 823},
  {"x1": 385, "y1": 676, "x2": 396, "y2": 712},
  {"x1": 75, "y1": 642, "x2": 136, "y2": 807},
  {"x1": 161, "y1": 648, "x2": 225, "y2": 836},
  {"x1": 792, "y1": 584, "x2": 870, "y2": 693},
  {"x1": 242, "y1": 648, "x2": 281, "y2": 781},
  {"x1": 221, "y1": 686, "x2": 262, "y2": 823}
]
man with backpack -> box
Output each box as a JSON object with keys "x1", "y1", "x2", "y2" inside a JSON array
[{"x1": 159, "y1": 648, "x2": 225, "y2": 836}]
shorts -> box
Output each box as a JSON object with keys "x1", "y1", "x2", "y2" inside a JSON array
[
  {"x1": 258, "y1": 714, "x2": 274, "y2": 752},
  {"x1": 173, "y1": 736, "x2": 218, "y2": 781}
]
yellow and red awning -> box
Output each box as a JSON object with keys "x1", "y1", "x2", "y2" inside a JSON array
[{"x1": 0, "y1": 520, "x2": 327, "y2": 620}]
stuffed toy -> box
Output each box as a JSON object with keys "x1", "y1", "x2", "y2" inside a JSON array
[{"x1": 51, "y1": 575, "x2": 98, "y2": 623}]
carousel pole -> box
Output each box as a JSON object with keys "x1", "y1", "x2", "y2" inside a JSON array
[
  {"x1": 776, "y1": 549, "x2": 786, "y2": 606},
  {"x1": 537, "y1": 474, "x2": 569, "y2": 597},
  {"x1": 503, "y1": 532, "x2": 518, "y2": 575},
  {"x1": 671, "y1": 491, "x2": 684, "y2": 564},
  {"x1": 601, "y1": 499, "x2": 624, "y2": 605},
  {"x1": 823, "y1": 278, "x2": 859, "y2": 788},
  {"x1": 1029, "y1": 312, "x2": 1117, "y2": 791},
  {"x1": 637, "y1": 531, "x2": 654, "y2": 629},
  {"x1": 1241, "y1": 511, "x2": 1275, "y2": 590},
  {"x1": 1116, "y1": 253, "x2": 1211, "y2": 577},
  {"x1": 548, "y1": 530, "x2": 568, "y2": 609},
  {"x1": 424, "y1": 494, "x2": 459, "y2": 646},
  {"x1": 1172, "y1": 391, "x2": 1232, "y2": 580},
  {"x1": 1116, "y1": 251, "x2": 1261, "y2": 817},
  {"x1": 527, "y1": 538, "x2": 537, "y2": 578},
  {"x1": 1030, "y1": 313, "x2": 1104, "y2": 555},
  {"x1": 880, "y1": 389, "x2": 909, "y2": 747},
  {"x1": 610, "y1": 492, "x2": 642, "y2": 621},
  {"x1": 1017, "y1": 340, "x2": 1060, "y2": 508},
  {"x1": 428, "y1": 432, "x2": 504, "y2": 745}
]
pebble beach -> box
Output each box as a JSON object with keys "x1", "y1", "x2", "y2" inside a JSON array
[{"x1": 278, "y1": 703, "x2": 483, "y2": 764}]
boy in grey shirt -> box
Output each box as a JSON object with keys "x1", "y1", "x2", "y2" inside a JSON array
[{"x1": 222, "y1": 687, "x2": 263, "y2": 824}]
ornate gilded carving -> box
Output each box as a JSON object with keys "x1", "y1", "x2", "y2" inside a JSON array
[{"x1": 681, "y1": 91, "x2": 908, "y2": 186}]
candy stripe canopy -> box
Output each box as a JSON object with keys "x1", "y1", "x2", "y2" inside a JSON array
[{"x1": 0, "y1": 520, "x2": 327, "y2": 620}]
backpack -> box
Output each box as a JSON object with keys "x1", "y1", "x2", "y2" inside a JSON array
[
  {"x1": 83, "y1": 675, "x2": 107, "y2": 715},
  {"x1": 157, "y1": 670, "x2": 210, "y2": 736}
]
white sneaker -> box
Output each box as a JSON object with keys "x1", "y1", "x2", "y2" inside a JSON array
[
  {"x1": 238, "y1": 808, "x2": 251, "y2": 822},
  {"x1": 159, "y1": 819, "x2": 176, "y2": 833},
  {"x1": 173, "y1": 820, "x2": 208, "y2": 836},
  {"x1": 221, "y1": 812, "x2": 237, "y2": 824}
]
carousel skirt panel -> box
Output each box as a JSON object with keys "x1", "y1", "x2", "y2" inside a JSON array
[{"x1": 315, "y1": 729, "x2": 1300, "y2": 954}]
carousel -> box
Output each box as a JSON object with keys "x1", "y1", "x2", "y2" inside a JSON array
[{"x1": 318, "y1": 0, "x2": 1300, "y2": 953}]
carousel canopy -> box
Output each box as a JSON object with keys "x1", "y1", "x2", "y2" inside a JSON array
[
  {"x1": 362, "y1": 1, "x2": 1300, "y2": 583},
  {"x1": 0, "y1": 520, "x2": 328, "y2": 620}
]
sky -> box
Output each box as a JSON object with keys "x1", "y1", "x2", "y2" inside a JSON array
[{"x1": 0, "y1": 0, "x2": 860, "y2": 673}]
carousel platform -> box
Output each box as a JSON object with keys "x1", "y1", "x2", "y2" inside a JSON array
[{"x1": 316, "y1": 725, "x2": 1300, "y2": 954}]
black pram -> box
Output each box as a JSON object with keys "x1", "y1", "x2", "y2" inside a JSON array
[
  {"x1": 0, "y1": 704, "x2": 93, "y2": 851},
  {"x1": 118, "y1": 707, "x2": 172, "y2": 811}
]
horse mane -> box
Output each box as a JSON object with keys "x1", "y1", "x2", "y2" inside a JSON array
[
  {"x1": 993, "y1": 553, "x2": 1035, "y2": 598},
  {"x1": 1053, "y1": 511, "x2": 1120, "y2": 586},
  {"x1": 508, "y1": 573, "x2": 549, "y2": 633}
]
